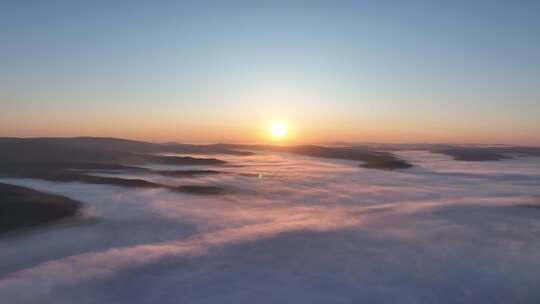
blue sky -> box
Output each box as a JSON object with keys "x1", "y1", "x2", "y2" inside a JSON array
[{"x1": 1, "y1": 0, "x2": 539, "y2": 144}]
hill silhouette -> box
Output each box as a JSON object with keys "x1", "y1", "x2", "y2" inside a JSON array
[{"x1": 0, "y1": 183, "x2": 81, "y2": 233}]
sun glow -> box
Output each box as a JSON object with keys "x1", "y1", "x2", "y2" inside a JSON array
[{"x1": 270, "y1": 122, "x2": 288, "y2": 139}]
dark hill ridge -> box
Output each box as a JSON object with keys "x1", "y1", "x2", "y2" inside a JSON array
[
  {"x1": 0, "y1": 141, "x2": 226, "y2": 166},
  {"x1": 155, "y1": 169, "x2": 220, "y2": 177},
  {"x1": 0, "y1": 138, "x2": 232, "y2": 195},
  {"x1": 219, "y1": 144, "x2": 413, "y2": 170},
  {"x1": 0, "y1": 137, "x2": 413, "y2": 171},
  {"x1": 0, "y1": 183, "x2": 81, "y2": 233},
  {"x1": 288, "y1": 145, "x2": 412, "y2": 169},
  {"x1": 436, "y1": 148, "x2": 510, "y2": 161},
  {"x1": 318, "y1": 143, "x2": 540, "y2": 162},
  {"x1": 0, "y1": 137, "x2": 253, "y2": 156},
  {"x1": 10, "y1": 137, "x2": 537, "y2": 169},
  {"x1": 0, "y1": 163, "x2": 221, "y2": 178},
  {"x1": 433, "y1": 147, "x2": 540, "y2": 161},
  {"x1": 0, "y1": 164, "x2": 227, "y2": 195}
]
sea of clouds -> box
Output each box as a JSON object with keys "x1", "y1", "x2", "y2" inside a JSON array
[{"x1": 1, "y1": 150, "x2": 540, "y2": 303}]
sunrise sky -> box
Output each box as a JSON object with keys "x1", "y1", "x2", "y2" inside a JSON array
[{"x1": 2, "y1": 0, "x2": 539, "y2": 145}]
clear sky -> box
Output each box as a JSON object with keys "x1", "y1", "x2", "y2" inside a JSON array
[{"x1": 1, "y1": 0, "x2": 539, "y2": 144}]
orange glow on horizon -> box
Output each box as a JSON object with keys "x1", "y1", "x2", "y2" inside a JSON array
[{"x1": 2, "y1": 116, "x2": 540, "y2": 146}]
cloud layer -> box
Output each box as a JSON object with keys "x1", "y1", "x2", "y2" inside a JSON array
[{"x1": 1, "y1": 151, "x2": 540, "y2": 303}]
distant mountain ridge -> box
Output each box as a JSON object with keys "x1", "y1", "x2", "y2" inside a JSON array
[{"x1": 0, "y1": 136, "x2": 413, "y2": 170}]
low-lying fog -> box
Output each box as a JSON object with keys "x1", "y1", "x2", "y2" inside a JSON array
[{"x1": 1, "y1": 150, "x2": 540, "y2": 303}]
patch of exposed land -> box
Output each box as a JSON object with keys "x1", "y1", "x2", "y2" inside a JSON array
[
  {"x1": 0, "y1": 165, "x2": 227, "y2": 195},
  {"x1": 154, "y1": 169, "x2": 220, "y2": 177},
  {"x1": 288, "y1": 145, "x2": 412, "y2": 170},
  {"x1": 221, "y1": 144, "x2": 413, "y2": 170},
  {"x1": 326, "y1": 143, "x2": 540, "y2": 162},
  {"x1": 436, "y1": 148, "x2": 510, "y2": 161},
  {"x1": 174, "y1": 185, "x2": 227, "y2": 195},
  {"x1": 0, "y1": 183, "x2": 81, "y2": 233},
  {"x1": 0, "y1": 138, "x2": 231, "y2": 194},
  {"x1": 433, "y1": 147, "x2": 540, "y2": 161}
]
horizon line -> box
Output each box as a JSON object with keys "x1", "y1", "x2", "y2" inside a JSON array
[{"x1": 1, "y1": 135, "x2": 538, "y2": 148}]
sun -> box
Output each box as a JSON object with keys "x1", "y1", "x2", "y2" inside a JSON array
[{"x1": 270, "y1": 122, "x2": 288, "y2": 139}]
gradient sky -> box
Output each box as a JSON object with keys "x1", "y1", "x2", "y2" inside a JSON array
[{"x1": 1, "y1": 0, "x2": 539, "y2": 144}]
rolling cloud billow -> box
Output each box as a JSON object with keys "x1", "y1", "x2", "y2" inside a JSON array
[{"x1": 1, "y1": 143, "x2": 540, "y2": 303}]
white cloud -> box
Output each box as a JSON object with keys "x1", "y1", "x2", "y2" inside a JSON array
[{"x1": 1, "y1": 151, "x2": 540, "y2": 303}]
